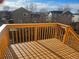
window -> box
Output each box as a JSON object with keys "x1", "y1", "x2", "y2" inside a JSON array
[{"x1": 23, "y1": 13, "x2": 29, "y2": 16}]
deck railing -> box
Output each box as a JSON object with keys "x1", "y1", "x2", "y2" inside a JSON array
[
  {"x1": 0, "y1": 23, "x2": 79, "y2": 58},
  {"x1": 8, "y1": 23, "x2": 65, "y2": 44},
  {"x1": 63, "y1": 26, "x2": 79, "y2": 51},
  {"x1": 0, "y1": 25, "x2": 9, "y2": 59}
]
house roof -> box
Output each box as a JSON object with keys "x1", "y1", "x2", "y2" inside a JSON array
[
  {"x1": 13, "y1": 7, "x2": 32, "y2": 13},
  {"x1": 50, "y1": 11, "x2": 63, "y2": 14},
  {"x1": 31, "y1": 12, "x2": 48, "y2": 17},
  {"x1": 0, "y1": 11, "x2": 12, "y2": 14},
  {"x1": 31, "y1": 13, "x2": 40, "y2": 18},
  {"x1": 0, "y1": 11, "x2": 12, "y2": 18},
  {"x1": 73, "y1": 13, "x2": 79, "y2": 15},
  {"x1": 63, "y1": 11, "x2": 72, "y2": 15},
  {"x1": 49, "y1": 11, "x2": 72, "y2": 15}
]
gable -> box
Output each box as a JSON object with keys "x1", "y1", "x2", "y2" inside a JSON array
[
  {"x1": 63, "y1": 11, "x2": 72, "y2": 15},
  {"x1": 12, "y1": 7, "x2": 31, "y2": 14}
]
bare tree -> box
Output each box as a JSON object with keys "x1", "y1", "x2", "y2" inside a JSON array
[
  {"x1": 39, "y1": 8, "x2": 48, "y2": 12},
  {"x1": 29, "y1": 3, "x2": 37, "y2": 12},
  {"x1": 26, "y1": 5, "x2": 29, "y2": 10},
  {"x1": 57, "y1": 6, "x2": 64, "y2": 11},
  {"x1": 57, "y1": 5, "x2": 71, "y2": 11},
  {"x1": 63, "y1": 5, "x2": 71, "y2": 11}
]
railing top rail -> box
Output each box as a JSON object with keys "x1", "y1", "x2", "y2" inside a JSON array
[
  {"x1": 6, "y1": 23, "x2": 58, "y2": 29},
  {"x1": 6, "y1": 23, "x2": 58, "y2": 25},
  {"x1": 57, "y1": 23, "x2": 70, "y2": 28},
  {"x1": 5, "y1": 23, "x2": 69, "y2": 29}
]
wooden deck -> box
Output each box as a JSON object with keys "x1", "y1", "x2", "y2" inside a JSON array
[
  {"x1": 10, "y1": 38, "x2": 79, "y2": 59},
  {"x1": 1, "y1": 23, "x2": 79, "y2": 59},
  {"x1": 4, "y1": 48, "x2": 14, "y2": 59}
]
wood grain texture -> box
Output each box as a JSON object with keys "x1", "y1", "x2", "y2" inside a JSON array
[
  {"x1": 1, "y1": 23, "x2": 79, "y2": 59},
  {"x1": 38, "y1": 38, "x2": 79, "y2": 59},
  {"x1": 10, "y1": 40, "x2": 60, "y2": 59}
]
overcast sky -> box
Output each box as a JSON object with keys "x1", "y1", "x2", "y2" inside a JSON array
[{"x1": 0, "y1": 0, "x2": 79, "y2": 12}]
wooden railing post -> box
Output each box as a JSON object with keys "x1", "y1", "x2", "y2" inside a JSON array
[
  {"x1": 0, "y1": 25, "x2": 10, "y2": 59},
  {"x1": 34, "y1": 27, "x2": 38, "y2": 41},
  {"x1": 55, "y1": 27, "x2": 58, "y2": 38},
  {"x1": 63, "y1": 27, "x2": 70, "y2": 43},
  {"x1": 6, "y1": 29, "x2": 10, "y2": 46},
  {"x1": 0, "y1": 48, "x2": 1, "y2": 59}
]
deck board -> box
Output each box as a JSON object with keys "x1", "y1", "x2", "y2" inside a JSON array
[
  {"x1": 10, "y1": 38, "x2": 79, "y2": 59},
  {"x1": 4, "y1": 48, "x2": 14, "y2": 59},
  {"x1": 11, "y1": 40, "x2": 60, "y2": 59},
  {"x1": 38, "y1": 38, "x2": 79, "y2": 59}
]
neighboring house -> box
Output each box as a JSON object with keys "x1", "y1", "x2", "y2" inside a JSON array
[
  {"x1": 47, "y1": 12, "x2": 52, "y2": 22},
  {"x1": 0, "y1": 11, "x2": 12, "y2": 19},
  {"x1": 31, "y1": 12, "x2": 48, "y2": 23},
  {"x1": 75, "y1": 22, "x2": 79, "y2": 34},
  {"x1": 0, "y1": 7, "x2": 73, "y2": 24},
  {"x1": 0, "y1": 11, "x2": 11, "y2": 24},
  {"x1": 71, "y1": 22, "x2": 79, "y2": 34},
  {"x1": 39, "y1": 12, "x2": 48, "y2": 23},
  {"x1": 11, "y1": 7, "x2": 32, "y2": 23},
  {"x1": 48, "y1": 11, "x2": 73, "y2": 25},
  {"x1": 31, "y1": 13, "x2": 40, "y2": 23},
  {"x1": 0, "y1": 7, "x2": 48, "y2": 24},
  {"x1": 71, "y1": 13, "x2": 79, "y2": 34},
  {"x1": 72, "y1": 13, "x2": 79, "y2": 22}
]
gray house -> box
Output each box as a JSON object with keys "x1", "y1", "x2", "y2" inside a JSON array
[
  {"x1": 48, "y1": 11, "x2": 73, "y2": 25},
  {"x1": 0, "y1": 11, "x2": 11, "y2": 24},
  {"x1": 0, "y1": 7, "x2": 73, "y2": 24},
  {"x1": 12, "y1": 7, "x2": 32, "y2": 23},
  {"x1": 31, "y1": 12, "x2": 48, "y2": 23}
]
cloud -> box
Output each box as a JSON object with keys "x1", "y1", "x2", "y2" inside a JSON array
[
  {"x1": 69, "y1": 4, "x2": 79, "y2": 9},
  {"x1": 0, "y1": 0, "x2": 79, "y2": 12},
  {"x1": 0, "y1": 0, "x2": 31, "y2": 10},
  {"x1": 34, "y1": 3, "x2": 48, "y2": 9}
]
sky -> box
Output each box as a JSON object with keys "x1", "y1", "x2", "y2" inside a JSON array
[{"x1": 0, "y1": 0, "x2": 79, "y2": 12}]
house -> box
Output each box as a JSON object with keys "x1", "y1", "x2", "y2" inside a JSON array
[
  {"x1": 71, "y1": 13, "x2": 79, "y2": 34},
  {"x1": 31, "y1": 12, "x2": 48, "y2": 23},
  {"x1": 0, "y1": 7, "x2": 48, "y2": 24},
  {"x1": 11, "y1": 7, "x2": 48, "y2": 23},
  {"x1": 72, "y1": 13, "x2": 79, "y2": 22},
  {"x1": 0, "y1": 11, "x2": 12, "y2": 19},
  {"x1": 31, "y1": 13, "x2": 40, "y2": 23},
  {"x1": 11, "y1": 7, "x2": 32, "y2": 23},
  {"x1": 0, "y1": 7, "x2": 73, "y2": 24},
  {"x1": 71, "y1": 22, "x2": 79, "y2": 34},
  {"x1": 0, "y1": 11, "x2": 11, "y2": 24},
  {"x1": 48, "y1": 11, "x2": 73, "y2": 25}
]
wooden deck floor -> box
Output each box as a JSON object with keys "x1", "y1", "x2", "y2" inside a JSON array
[
  {"x1": 38, "y1": 39, "x2": 79, "y2": 59},
  {"x1": 4, "y1": 48, "x2": 14, "y2": 59},
  {"x1": 10, "y1": 39, "x2": 79, "y2": 59}
]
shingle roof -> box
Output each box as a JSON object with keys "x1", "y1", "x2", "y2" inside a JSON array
[
  {"x1": 50, "y1": 11, "x2": 72, "y2": 15},
  {"x1": 50, "y1": 11, "x2": 63, "y2": 14}
]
